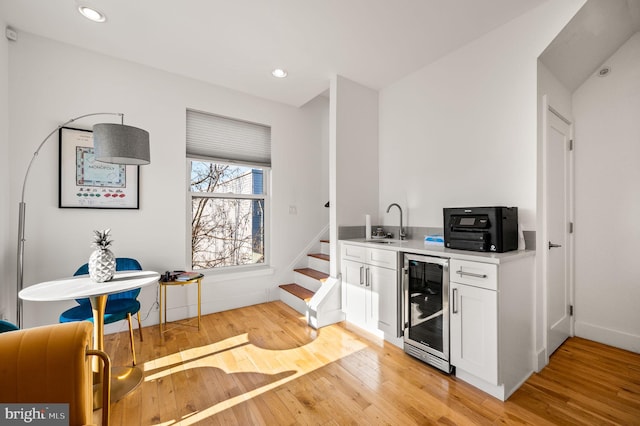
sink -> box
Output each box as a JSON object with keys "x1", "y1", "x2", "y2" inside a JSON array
[{"x1": 366, "y1": 239, "x2": 403, "y2": 245}]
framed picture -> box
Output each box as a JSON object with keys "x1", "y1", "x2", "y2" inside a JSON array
[{"x1": 59, "y1": 127, "x2": 139, "y2": 209}]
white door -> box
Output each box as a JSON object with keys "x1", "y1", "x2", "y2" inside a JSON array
[{"x1": 546, "y1": 108, "x2": 573, "y2": 356}]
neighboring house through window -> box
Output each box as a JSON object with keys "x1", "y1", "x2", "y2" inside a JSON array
[{"x1": 186, "y1": 109, "x2": 271, "y2": 271}]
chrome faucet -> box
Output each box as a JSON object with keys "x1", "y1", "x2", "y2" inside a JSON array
[{"x1": 386, "y1": 203, "x2": 406, "y2": 240}]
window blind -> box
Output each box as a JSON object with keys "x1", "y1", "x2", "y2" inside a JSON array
[{"x1": 186, "y1": 109, "x2": 271, "y2": 166}]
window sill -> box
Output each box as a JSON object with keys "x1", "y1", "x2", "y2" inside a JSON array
[{"x1": 198, "y1": 265, "x2": 275, "y2": 282}]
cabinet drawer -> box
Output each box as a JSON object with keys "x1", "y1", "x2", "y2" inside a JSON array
[
  {"x1": 450, "y1": 259, "x2": 497, "y2": 291},
  {"x1": 366, "y1": 248, "x2": 397, "y2": 270},
  {"x1": 341, "y1": 243, "x2": 366, "y2": 262}
]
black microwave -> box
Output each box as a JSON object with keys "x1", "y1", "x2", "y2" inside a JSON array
[{"x1": 443, "y1": 207, "x2": 518, "y2": 253}]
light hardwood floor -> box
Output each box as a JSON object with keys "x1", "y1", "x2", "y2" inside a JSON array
[{"x1": 98, "y1": 301, "x2": 640, "y2": 425}]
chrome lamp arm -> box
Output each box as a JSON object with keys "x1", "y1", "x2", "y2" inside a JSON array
[
  {"x1": 19, "y1": 113, "x2": 123, "y2": 203},
  {"x1": 16, "y1": 112, "x2": 148, "y2": 328}
]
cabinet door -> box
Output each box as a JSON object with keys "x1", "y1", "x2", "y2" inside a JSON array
[
  {"x1": 341, "y1": 243, "x2": 367, "y2": 262},
  {"x1": 366, "y1": 248, "x2": 398, "y2": 269},
  {"x1": 450, "y1": 259, "x2": 497, "y2": 291},
  {"x1": 368, "y1": 265, "x2": 398, "y2": 336},
  {"x1": 450, "y1": 282, "x2": 498, "y2": 384},
  {"x1": 342, "y1": 259, "x2": 366, "y2": 327}
]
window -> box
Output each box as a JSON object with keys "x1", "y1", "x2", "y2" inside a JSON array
[{"x1": 187, "y1": 110, "x2": 271, "y2": 271}]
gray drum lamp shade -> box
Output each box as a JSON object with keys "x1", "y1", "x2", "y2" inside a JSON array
[{"x1": 93, "y1": 123, "x2": 150, "y2": 165}]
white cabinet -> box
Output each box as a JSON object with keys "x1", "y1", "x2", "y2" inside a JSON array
[
  {"x1": 449, "y1": 256, "x2": 534, "y2": 401},
  {"x1": 450, "y1": 278, "x2": 498, "y2": 384},
  {"x1": 341, "y1": 243, "x2": 398, "y2": 339},
  {"x1": 371, "y1": 265, "x2": 398, "y2": 335},
  {"x1": 340, "y1": 240, "x2": 534, "y2": 400},
  {"x1": 342, "y1": 259, "x2": 367, "y2": 325}
]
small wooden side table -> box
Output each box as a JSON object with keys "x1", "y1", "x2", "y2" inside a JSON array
[{"x1": 159, "y1": 275, "x2": 203, "y2": 333}]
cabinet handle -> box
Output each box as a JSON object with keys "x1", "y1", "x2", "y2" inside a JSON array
[
  {"x1": 359, "y1": 266, "x2": 364, "y2": 285},
  {"x1": 452, "y1": 288, "x2": 458, "y2": 314},
  {"x1": 456, "y1": 269, "x2": 487, "y2": 279},
  {"x1": 365, "y1": 267, "x2": 370, "y2": 287}
]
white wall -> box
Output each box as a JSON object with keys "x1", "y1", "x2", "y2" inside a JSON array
[
  {"x1": 8, "y1": 32, "x2": 328, "y2": 330},
  {"x1": 329, "y1": 75, "x2": 379, "y2": 276},
  {"x1": 334, "y1": 76, "x2": 379, "y2": 226},
  {"x1": 573, "y1": 32, "x2": 640, "y2": 352},
  {"x1": 537, "y1": 62, "x2": 573, "y2": 121},
  {"x1": 378, "y1": 0, "x2": 586, "y2": 231},
  {"x1": 0, "y1": 18, "x2": 10, "y2": 321}
]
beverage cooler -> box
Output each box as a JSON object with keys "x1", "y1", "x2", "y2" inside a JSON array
[{"x1": 402, "y1": 253, "x2": 452, "y2": 373}]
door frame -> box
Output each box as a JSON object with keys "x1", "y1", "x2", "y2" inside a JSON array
[{"x1": 541, "y1": 94, "x2": 575, "y2": 367}]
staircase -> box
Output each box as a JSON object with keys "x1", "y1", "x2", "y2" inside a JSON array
[{"x1": 279, "y1": 240, "x2": 344, "y2": 329}]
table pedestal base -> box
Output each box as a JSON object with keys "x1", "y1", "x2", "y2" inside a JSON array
[{"x1": 93, "y1": 366, "x2": 144, "y2": 409}]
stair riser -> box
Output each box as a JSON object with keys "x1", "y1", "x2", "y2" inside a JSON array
[
  {"x1": 308, "y1": 256, "x2": 329, "y2": 275},
  {"x1": 294, "y1": 272, "x2": 323, "y2": 293},
  {"x1": 279, "y1": 288, "x2": 308, "y2": 315},
  {"x1": 320, "y1": 241, "x2": 330, "y2": 255}
]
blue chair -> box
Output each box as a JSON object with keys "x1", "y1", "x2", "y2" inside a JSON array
[
  {"x1": 0, "y1": 319, "x2": 19, "y2": 333},
  {"x1": 60, "y1": 257, "x2": 144, "y2": 366}
]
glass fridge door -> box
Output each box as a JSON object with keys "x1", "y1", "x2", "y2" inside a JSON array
[{"x1": 406, "y1": 259, "x2": 444, "y2": 354}]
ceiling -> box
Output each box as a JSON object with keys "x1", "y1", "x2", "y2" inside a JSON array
[
  {"x1": 0, "y1": 0, "x2": 549, "y2": 107},
  {"x1": 539, "y1": 0, "x2": 640, "y2": 92}
]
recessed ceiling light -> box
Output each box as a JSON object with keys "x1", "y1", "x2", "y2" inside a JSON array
[
  {"x1": 272, "y1": 69, "x2": 288, "y2": 78},
  {"x1": 78, "y1": 6, "x2": 106, "y2": 23}
]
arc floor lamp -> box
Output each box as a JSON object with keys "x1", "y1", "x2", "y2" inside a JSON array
[{"x1": 16, "y1": 112, "x2": 150, "y2": 328}]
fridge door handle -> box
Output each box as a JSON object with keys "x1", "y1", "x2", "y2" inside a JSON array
[{"x1": 402, "y1": 267, "x2": 409, "y2": 330}]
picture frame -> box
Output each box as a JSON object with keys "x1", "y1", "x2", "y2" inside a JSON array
[{"x1": 58, "y1": 127, "x2": 140, "y2": 209}]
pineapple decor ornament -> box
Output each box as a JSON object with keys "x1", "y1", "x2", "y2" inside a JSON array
[{"x1": 89, "y1": 229, "x2": 116, "y2": 283}]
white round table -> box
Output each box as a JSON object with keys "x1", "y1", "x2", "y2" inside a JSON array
[{"x1": 19, "y1": 270, "x2": 160, "y2": 406}]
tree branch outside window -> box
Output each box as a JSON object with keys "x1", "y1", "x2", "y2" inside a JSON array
[{"x1": 190, "y1": 161, "x2": 265, "y2": 270}]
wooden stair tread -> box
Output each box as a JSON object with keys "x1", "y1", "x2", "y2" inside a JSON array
[
  {"x1": 308, "y1": 253, "x2": 330, "y2": 261},
  {"x1": 294, "y1": 268, "x2": 329, "y2": 282},
  {"x1": 279, "y1": 284, "x2": 315, "y2": 302}
]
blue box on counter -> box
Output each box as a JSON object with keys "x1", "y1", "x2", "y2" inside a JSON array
[{"x1": 424, "y1": 234, "x2": 444, "y2": 246}]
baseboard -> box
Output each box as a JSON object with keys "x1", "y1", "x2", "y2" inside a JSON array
[
  {"x1": 504, "y1": 370, "x2": 534, "y2": 400},
  {"x1": 535, "y1": 347, "x2": 547, "y2": 372},
  {"x1": 454, "y1": 367, "x2": 533, "y2": 402},
  {"x1": 384, "y1": 334, "x2": 403, "y2": 349},
  {"x1": 575, "y1": 320, "x2": 640, "y2": 353},
  {"x1": 454, "y1": 369, "x2": 506, "y2": 401},
  {"x1": 308, "y1": 308, "x2": 345, "y2": 329}
]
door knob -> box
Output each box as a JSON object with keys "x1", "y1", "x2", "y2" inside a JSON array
[{"x1": 548, "y1": 241, "x2": 562, "y2": 249}]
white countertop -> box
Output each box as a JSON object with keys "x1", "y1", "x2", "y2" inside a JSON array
[{"x1": 340, "y1": 238, "x2": 534, "y2": 264}]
